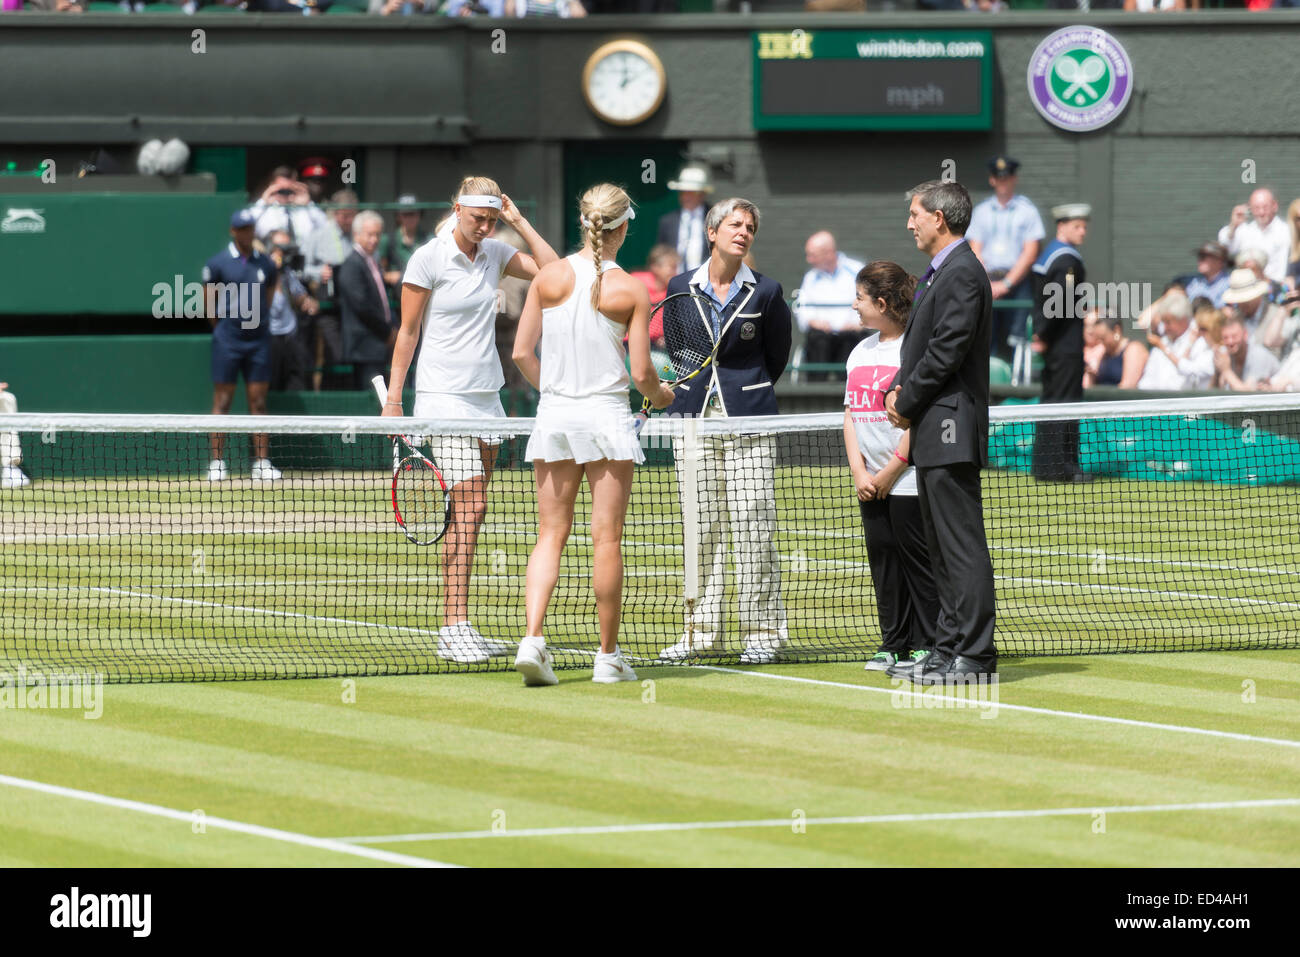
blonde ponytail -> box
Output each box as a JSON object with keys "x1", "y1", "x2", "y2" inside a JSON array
[{"x1": 578, "y1": 183, "x2": 632, "y2": 312}]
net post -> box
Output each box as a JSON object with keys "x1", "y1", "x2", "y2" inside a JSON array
[{"x1": 682, "y1": 414, "x2": 700, "y2": 645}]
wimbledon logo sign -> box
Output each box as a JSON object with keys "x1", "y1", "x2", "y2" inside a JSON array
[{"x1": 1027, "y1": 26, "x2": 1132, "y2": 133}]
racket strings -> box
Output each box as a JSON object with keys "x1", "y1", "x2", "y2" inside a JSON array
[{"x1": 659, "y1": 295, "x2": 717, "y2": 383}]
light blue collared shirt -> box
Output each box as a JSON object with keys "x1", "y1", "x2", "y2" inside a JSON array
[
  {"x1": 689, "y1": 261, "x2": 755, "y2": 403},
  {"x1": 966, "y1": 194, "x2": 1045, "y2": 273},
  {"x1": 928, "y1": 237, "x2": 967, "y2": 276},
  {"x1": 796, "y1": 252, "x2": 865, "y2": 333}
]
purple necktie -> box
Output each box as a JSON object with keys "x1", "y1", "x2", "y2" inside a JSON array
[{"x1": 914, "y1": 264, "x2": 936, "y2": 303}]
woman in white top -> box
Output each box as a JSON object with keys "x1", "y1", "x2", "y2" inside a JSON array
[
  {"x1": 510, "y1": 183, "x2": 673, "y2": 686},
  {"x1": 382, "y1": 175, "x2": 559, "y2": 664}
]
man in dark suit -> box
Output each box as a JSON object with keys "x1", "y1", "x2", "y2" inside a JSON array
[
  {"x1": 885, "y1": 180, "x2": 997, "y2": 683},
  {"x1": 656, "y1": 166, "x2": 714, "y2": 273},
  {"x1": 337, "y1": 210, "x2": 397, "y2": 389},
  {"x1": 656, "y1": 197, "x2": 793, "y2": 666}
]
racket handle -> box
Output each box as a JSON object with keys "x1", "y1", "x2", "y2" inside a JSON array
[{"x1": 371, "y1": 374, "x2": 390, "y2": 411}]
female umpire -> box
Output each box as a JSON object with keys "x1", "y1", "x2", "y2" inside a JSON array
[{"x1": 655, "y1": 197, "x2": 793, "y2": 665}]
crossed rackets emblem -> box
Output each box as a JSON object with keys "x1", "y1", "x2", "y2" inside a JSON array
[{"x1": 1054, "y1": 54, "x2": 1106, "y2": 106}]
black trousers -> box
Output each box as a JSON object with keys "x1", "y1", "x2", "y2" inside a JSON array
[
  {"x1": 858, "y1": 494, "x2": 940, "y2": 654},
  {"x1": 916, "y1": 463, "x2": 997, "y2": 665},
  {"x1": 803, "y1": 329, "x2": 865, "y2": 380},
  {"x1": 269, "y1": 327, "x2": 311, "y2": 392},
  {"x1": 1032, "y1": 341, "x2": 1083, "y2": 480}
]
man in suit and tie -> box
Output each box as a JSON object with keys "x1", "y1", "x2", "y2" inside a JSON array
[
  {"x1": 656, "y1": 197, "x2": 793, "y2": 666},
  {"x1": 885, "y1": 180, "x2": 998, "y2": 684},
  {"x1": 656, "y1": 166, "x2": 714, "y2": 273},
  {"x1": 337, "y1": 210, "x2": 398, "y2": 389}
]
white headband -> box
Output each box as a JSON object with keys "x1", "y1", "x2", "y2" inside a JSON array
[
  {"x1": 458, "y1": 194, "x2": 502, "y2": 210},
  {"x1": 581, "y1": 207, "x2": 636, "y2": 232}
]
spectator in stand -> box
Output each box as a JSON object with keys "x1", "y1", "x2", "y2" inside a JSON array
[
  {"x1": 1221, "y1": 267, "x2": 1287, "y2": 345},
  {"x1": 1138, "y1": 290, "x2": 1210, "y2": 390},
  {"x1": 374, "y1": 0, "x2": 440, "y2": 13},
  {"x1": 1124, "y1": 0, "x2": 1184, "y2": 9},
  {"x1": 250, "y1": 167, "x2": 328, "y2": 244},
  {"x1": 1085, "y1": 314, "x2": 1148, "y2": 389},
  {"x1": 296, "y1": 157, "x2": 334, "y2": 205},
  {"x1": 658, "y1": 166, "x2": 714, "y2": 273},
  {"x1": 0, "y1": 382, "x2": 31, "y2": 490},
  {"x1": 302, "y1": 190, "x2": 358, "y2": 389},
  {"x1": 1286, "y1": 198, "x2": 1300, "y2": 290},
  {"x1": 1183, "y1": 241, "x2": 1232, "y2": 309},
  {"x1": 1234, "y1": 248, "x2": 1287, "y2": 304},
  {"x1": 1082, "y1": 309, "x2": 1106, "y2": 386},
  {"x1": 1254, "y1": 293, "x2": 1300, "y2": 362},
  {"x1": 629, "y1": 244, "x2": 680, "y2": 349},
  {"x1": 1214, "y1": 314, "x2": 1279, "y2": 391},
  {"x1": 795, "y1": 231, "x2": 865, "y2": 381},
  {"x1": 966, "y1": 156, "x2": 1044, "y2": 373},
  {"x1": 507, "y1": 0, "x2": 587, "y2": 13},
  {"x1": 379, "y1": 194, "x2": 430, "y2": 315},
  {"x1": 265, "y1": 230, "x2": 319, "y2": 392},
  {"x1": 1218, "y1": 188, "x2": 1291, "y2": 283},
  {"x1": 337, "y1": 211, "x2": 398, "y2": 390},
  {"x1": 203, "y1": 209, "x2": 281, "y2": 483},
  {"x1": 19, "y1": 0, "x2": 85, "y2": 10}
]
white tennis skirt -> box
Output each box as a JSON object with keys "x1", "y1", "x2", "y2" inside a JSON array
[
  {"x1": 525, "y1": 396, "x2": 644, "y2": 465},
  {"x1": 412, "y1": 390, "x2": 506, "y2": 488}
]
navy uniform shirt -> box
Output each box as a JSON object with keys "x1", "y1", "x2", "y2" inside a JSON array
[{"x1": 202, "y1": 243, "x2": 277, "y2": 340}]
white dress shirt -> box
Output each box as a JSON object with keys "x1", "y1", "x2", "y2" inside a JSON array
[{"x1": 1217, "y1": 216, "x2": 1292, "y2": 283}]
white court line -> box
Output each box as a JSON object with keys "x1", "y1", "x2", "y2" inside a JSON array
[
  {"x1": 0, "y1": 772, "x2": 455, "y2": 868},
  {"x1": 696, "y1": 666, "x2": 1300, "y2": 749},
  {"x1": 334, "y1": 797, "x2": 1300, "y2": 844}
]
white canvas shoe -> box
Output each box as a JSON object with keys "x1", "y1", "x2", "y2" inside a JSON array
[
  {"x1": 205, "y1": 459, "x2": 228, "y2": 482},
  {"x1": 657, "y1": 631, "x2": 720, "y2": 662},
  {"x1": 250, "y1": 458, "x2": 282, "y2": 481},
  {"x1": 437, "y1": 623, "x2": 490, "y2": 664},
  {"x1": 592, "y1": 647, "x2": 637, "y2": 684},
  {"x1": 464, "y1": 622, "x2": 512, "y2": 657},
  {"x1": 1, "y1": 465, "x2": 30, "y2": 489},
  {"x1": 514, "y1": 636, "x2": 558, "y2": 687}
]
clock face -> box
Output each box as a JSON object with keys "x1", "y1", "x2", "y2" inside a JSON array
[{"x1": 584, "y1": 42, "x2": 666, "y2": 126}]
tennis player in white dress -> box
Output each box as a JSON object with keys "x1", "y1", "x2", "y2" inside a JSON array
[
  {"x1": 382, "y1": 175, "x2": 559, "y2": 664},
  {"x1": 511, "y1": 183, "x2": 674, "y2": 686}
]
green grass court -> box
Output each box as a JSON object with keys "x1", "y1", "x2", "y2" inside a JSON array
[
  {"x1": 2, "y1": 653, "x2": 1299, "y2": 867},
  {"x1": 3, "y1": 447, "x2": 1299, "y2": 865}
]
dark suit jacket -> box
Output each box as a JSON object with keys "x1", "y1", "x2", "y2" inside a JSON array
[
  {"x1": 662, "y1": 267, "x2": 792, "y2": 418},
  {"x1": 894, "y1": 239, "x2": 992, "y2": 467},
  {"x1": 337, "y1": 250, "x2": 394, "y2": 365},
  {"x1": 656, "y1": 206, "x2": 712, "y2": 266}
]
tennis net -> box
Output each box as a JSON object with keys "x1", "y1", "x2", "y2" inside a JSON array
[{"x1": 3, "y1": 393, "x2": 1299, "y2": 682}]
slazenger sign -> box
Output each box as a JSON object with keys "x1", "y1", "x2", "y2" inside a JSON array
[
  {"x1": 1, "y1": 208, "x2": 46, "y2": 234},
  {"x1": 1027, "y1": 26, "x2": 1133, "y2": 133}
]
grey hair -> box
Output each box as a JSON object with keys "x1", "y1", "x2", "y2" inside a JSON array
[
  {"x1": 351, "y1": 209, "x2": 384, "y2": 236},
  {"x1": 706, "y1": 197, "x2": 761, "y2": 236},
  {"x1": 1157, "y1": 289, "x2": 1192, "y2": 323},
  {"x1": 906, "y1": 180, "x2": 972, "y2": 236}
]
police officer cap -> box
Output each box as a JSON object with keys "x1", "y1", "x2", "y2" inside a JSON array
[
  {"x1": 229, "y1": 208, "x2": 257, "y2": 229},
  {"x1": 987, "y1": 155, "x2": 1021, "y2": 177},
  {"x1": 1052, "y1": 203, "x2": 1092, "y2": 222}
]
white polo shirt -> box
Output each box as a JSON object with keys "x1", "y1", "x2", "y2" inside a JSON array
[
  {"x1": 403, "y1": 224, "x2": 517, "y2": 396},
  {"x1": 1217, "y1": 216, "x2": 1292, "y2": 284}
]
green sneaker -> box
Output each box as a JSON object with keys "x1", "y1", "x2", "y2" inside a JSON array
[
  {"x1": 887, "y1": 649, "x2": 931, "y2": 679},
  {"x1": 863, "y1": 651, "x2": 897, "y2": 672}
]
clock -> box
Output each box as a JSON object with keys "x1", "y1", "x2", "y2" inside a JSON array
[{"x1": 581, "y1": 40, "x2": 667, "y2": 127}]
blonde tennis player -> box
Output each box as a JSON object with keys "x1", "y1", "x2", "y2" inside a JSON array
[
  {"x1": 510, "y1": 184, "x2": 674, "y2": 686},
  {"x1": 382, "y1": 176, "x2": 559, "y2": 664}
]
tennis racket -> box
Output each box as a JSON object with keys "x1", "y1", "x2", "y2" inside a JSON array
[
  {"x1": 639, "y1": 292, "x2": 722, "y2": 417},
  {"x1": 371, "y1": 375, "x2": 451, "y2": 547}
]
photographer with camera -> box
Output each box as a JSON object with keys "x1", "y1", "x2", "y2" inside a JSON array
[
  {"x1": 250, "y1": 167, "x2": 328, "y2": 243},
  {"x1": 265, "y1": 229, "x2": 320, "y2": 392},
  {"x1": 302, "y1": 190, "x2": 359, "y2": 389}
]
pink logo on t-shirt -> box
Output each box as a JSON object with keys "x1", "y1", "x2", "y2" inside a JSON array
[{"x1": 846, "y1": 364, "x2": 898, "y2": 412}]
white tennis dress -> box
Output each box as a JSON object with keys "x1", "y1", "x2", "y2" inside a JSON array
[{"x1": 525, "y1": 255, "x2": 644, "y2": 465}]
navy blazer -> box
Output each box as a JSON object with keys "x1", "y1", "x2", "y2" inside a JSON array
[
  {"x1": 337, "y1": 250, "x2": 395, "y2": 365},
  {"x1": 893, "y1": 240, "x2": 992, "y2": 467},
  {"x1": 662, "y1": 264, "x2": 792, "y2": 418}
]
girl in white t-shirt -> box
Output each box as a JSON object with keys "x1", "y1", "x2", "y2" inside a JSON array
[
  {"x1": 509, "y1": 183, "x2": 674, "y2": 687},
  {"x1": 844, "y1": 261, "x2": 941, "y2": 679},
  {"x1": 381, "y1": 175, "x2": 559, "y2": 665}
]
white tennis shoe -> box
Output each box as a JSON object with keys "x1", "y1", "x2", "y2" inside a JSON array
[
  {"x1": 205, "y1": 459, "x2": 228, "y2": 482},
  {"x1": 1, "y1": 465, "x2": 30, "y2": 489},
  {"x1": 657, "y1": 632, "x2": 720, "y2": 662},
  {"x1": 592, "y1": 647, "x2": 637, "y2": 684},
  {"x1": 250, "y1": 458, "x2": 282, "y2": 482},
  {"x1": 514, "y1": 636, "x2": 558, "y2": 686},
  {"x1": 464, "y1": 622, "x2": 512, "y2": 657},
  {"x1": 437, "y1": 622, "x2": 490, "y2": 664}
]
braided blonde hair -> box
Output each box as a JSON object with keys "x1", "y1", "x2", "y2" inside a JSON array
[{"x1": 579, "y1": 184, "x2": 632, "y2": 311}]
